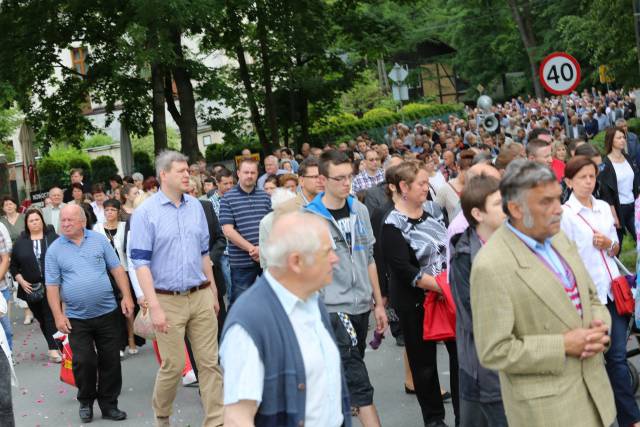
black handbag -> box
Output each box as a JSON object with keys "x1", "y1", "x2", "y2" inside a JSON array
[{"x1": 22, "y1": 281, "x2": 44, "y2": 303}]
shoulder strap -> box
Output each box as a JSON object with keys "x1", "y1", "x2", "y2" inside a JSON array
[{"x1": 573, "y1": 210, "x2": 615, "y2": 282}]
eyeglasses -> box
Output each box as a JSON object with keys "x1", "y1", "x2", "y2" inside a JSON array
[
  {"x1": 327, "y1": 175, "x2": 353, "y2": 183},
  {"x1": 367, "y1": 157, "x2": 380, "y2": 162},
  {"x1": 302, "y1": 174, "x2": 321, "y2": 179}
]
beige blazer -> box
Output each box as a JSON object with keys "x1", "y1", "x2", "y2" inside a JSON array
[{"x1": 470, "y1": 224, "x2": 615, "y2": 427}]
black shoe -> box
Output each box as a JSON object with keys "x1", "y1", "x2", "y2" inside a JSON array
[
  {"x1": 79, "y1": 404, "x2": 93, "y2": 423},
  {"x1": 102, "y1": 408, "x2": 127, "y2": 421},
  {"x1": 404, "y1": 384, "x2": 416, "y2": 394},
  {"x1": 425, "y1": 420, "x2": 448, "y2": 427},
  {"x1": 441, "y1": 391, "x2": 451, "y2": 401},
  {"x1": 395, "y1": 335, "x2": 405, "y2": 347}
]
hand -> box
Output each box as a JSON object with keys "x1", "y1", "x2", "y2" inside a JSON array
[
  {"x1": 150, "y1": 305, "x2": 169, "y2": 334},
  {"x1": 592, "y1": 231, "x2": 612, "y2": 251},
  {"x1": 19, "y1": 279, "x2": 33, "y2": 294},
  {"x1": 564, "y1": 323, "x2": 609, "y2": 358},
  {"x1": 373, "y1": 304, "x2": 388, "y2": 333},
  {"x1": 249, "y1": 246, "x2": 260, "y2": 262},
  {"x1": 55, "y1": 315, "x2": 72, "y2": 334},
  {"x1": 581, "y1": 319, "x2": 610, "y2": 359},
  {"x1": 121, "y1": 296, "x2": 134, "y2": 318},
  {"x1": 213, "y1": 295, "x2": 220, "y2": 316},
  {"x1": 137, "y1": 296, "x2": 148, "y2": 309}
]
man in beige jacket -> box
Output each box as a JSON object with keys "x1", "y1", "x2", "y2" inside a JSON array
[{"x1": 471, "y1": 159, "x2": 615, "y2": 427}]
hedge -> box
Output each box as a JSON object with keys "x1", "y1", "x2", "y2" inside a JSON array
[
  {"x1": 36, "y1": 146, "x2": 92, "y2": 190},
  {"x1": 205, "y1": 138, "x2": 262, "y2": 164},
  {"x1": 91, "y1": 156, "x2": 119, "y2": 188},
  {"x1": 133, "y1": 151, "x2": 154, "y2": 178},
  {"x1": 310, "y1": 102, "x2": 464, "y2": 145}
]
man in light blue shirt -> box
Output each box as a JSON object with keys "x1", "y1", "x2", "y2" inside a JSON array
[{"x1": 129, "y1": 150, "x2": 223, "y2": 427}]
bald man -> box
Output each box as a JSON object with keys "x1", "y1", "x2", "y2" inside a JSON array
[
  {"x1": 220, "y1": 212, "x2": 352, "y2": 427},
  {"x1": 45, "y1": 204, "x2": 133, "y2": 423}
]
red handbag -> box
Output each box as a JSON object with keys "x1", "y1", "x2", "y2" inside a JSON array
[
  {"x1": 423, "y1": 270, "x2": 456, "y2": 341},
  {"x1": 575, "y1": 212, "x2": 634, "y2": 316}
]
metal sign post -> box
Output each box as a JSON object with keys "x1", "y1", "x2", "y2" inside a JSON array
[{"x1": 389, "y1": 63, "x2": 409, "y2": 121}]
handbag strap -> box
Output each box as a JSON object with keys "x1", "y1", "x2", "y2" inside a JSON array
[{"x1": 574, "y1": 211, "x2": 615, "y2": 282}]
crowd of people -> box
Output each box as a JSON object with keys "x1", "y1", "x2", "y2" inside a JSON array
[{"x1": 0, "y1": 87, "x2": 639, "y2": 427}]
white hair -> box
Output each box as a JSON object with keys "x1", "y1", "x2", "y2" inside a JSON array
[
  {"x1": 155, "y1": 150, "x2": 188, "y2": 178},
  {"x1": 262, "y1": 212, "x2": 327, "y2": 269},
  {"x1": 270, "y1": 188, "x2": 297, "y2": 210}
]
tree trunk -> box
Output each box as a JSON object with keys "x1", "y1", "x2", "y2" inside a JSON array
[
  {"x1": 506, "y1": 0, "x2": 543, "y2": 99},
  {"x1": 167, "y1": 28, "x2": 200, "y2": 163},
  {"x1": 151, "y1": 63, "x2": 168, "y2": 155},
  {"x1": 234, "y1": 43, "x2": 270, "y2": 154},
  {"x1": 256, "y1": 0, "x2": 279, "y2": 147},
  {"x1": 298, "y1": 89, "x2": 309, "y2": 147}
]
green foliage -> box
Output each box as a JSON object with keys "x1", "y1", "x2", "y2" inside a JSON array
[
  {"x1": 90, "y1": 156, "x2": 119, "y2": 187},
  {"x1": 133, "y1": 151, "x2": 154, "y2": 179},
  {"x1": 362, "y1": 108, "x2": 395, "y2": 121},
  {"x1": 131, "y1": 128, "x2": 181, "y2": 160},
  {"x1": 339, "y1": 69, "x2": 388, "y2": 115},
  {"x1": 591, "y1": 118, "x2": 640, "y2": 155},
  {"x1": 621, "y1": 234, "x2": 636, "y2": 272},
  {"x1": 311, "y1": 102, "x2": 463, "y2": 145},
  {"x1": 0, "y1": 143, "x2": 15, "y2": 162},
  {"x1": 82, "y1": 133, "x2": 116, "y2": 149},
  {"x1": 36, "y1": 145, "x2": 92, "y2": 189},
  {"x1": 37, "y1": 158, "x2": 66, "y2": 192},
  {"x1": 205, "y1": 137, "x2": 262, "y2": 164},
  {"x1": 0, "y1": 108, "x2": 20, "y2": 144}
]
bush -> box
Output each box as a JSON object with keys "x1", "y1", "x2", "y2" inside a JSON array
[
  {"x1": 82, "y1": 133, "x2": 116, "y2": 149},
  {"x1": 91, "y1": 156, "x2": 119, "y2": 187},
  {"x1": 37, "y1": 158, "x2": 66, "y2": 191},
  {"x1": 362, "y1": 107, "x2": 395, "y2": 121},
  {"x1": 591, "y1": 132, "x2": 605, "y2": 155},
  {"x1": 133, "y1": 151, "x2": 154, "y2": 178}
]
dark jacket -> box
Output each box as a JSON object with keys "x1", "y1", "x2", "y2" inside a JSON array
[
  {"x1": 599, "y1": 152, "x2": 640, "y2": 224},
  {"x1": 221, "y1": 276, "x2": 352, "y2": 427},
  {"x1": 10, "y1": 226, "x2": 58, "y2": 300},
  {"x1": 450, "y1": 227, "x2": 502, "y2": 403},
  {"x1": 200, "y1": 199, "x2": 227, "y2": 297}
]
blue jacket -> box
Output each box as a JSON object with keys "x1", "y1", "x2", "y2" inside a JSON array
[{"x1": 222, "y1": 276, "x2": 352, "y2": 427}]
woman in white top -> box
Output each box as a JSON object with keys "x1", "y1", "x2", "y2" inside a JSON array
[
  {"x1": 560, "y1": 155, "x2": 640, "y2": 427},
  {"x1": 423, "y1": 152, "x2": 446, "y2": 201},
  {"x1": 435, "y1": 149, "x2": 474, "y2": 222},
  {"x1": 94, "y1": 198, "x2": 136, "y2": 356},
  {"x1": 599, "y1": 127, "x2": 639, "y2": 245}
]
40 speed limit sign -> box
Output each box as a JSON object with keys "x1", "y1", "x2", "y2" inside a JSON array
[{"x1": 539, "y1": 52, "x2": 581, "y2": 95}]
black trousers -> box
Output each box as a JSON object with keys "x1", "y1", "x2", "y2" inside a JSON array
[
  {"x1": 398, "y1": 303, "x2": 459, "y2": 425},
  {"x1": 0, "y1": 351, "x2": 14, "y2": 427},
  {"x1": 617, "y1": 202, "x2": 636, "y2": 245},
  {"x1": 26, "y1": 296, "x2": 57, "y2": 350},
  {"x1": 68, "y1": 309, "x2": 123, "y2": 411}
]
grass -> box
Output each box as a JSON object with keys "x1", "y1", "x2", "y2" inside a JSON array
[{"x1": 619, "y1": 234, "x2": 637, "y2": 273}]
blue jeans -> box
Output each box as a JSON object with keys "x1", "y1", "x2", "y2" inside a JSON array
[
  {"x1": 0, "y1": 288, "x2": 12, "y2": 350},
  {"x1": 605, "y1": 301, "x2": 640, "y2": 426},
  {"x1": 220, "y1": 255, "x2": 232, "y2": 301},
  {"x1": 229, "y1": 264, "x2": 261, "y2": 305}
]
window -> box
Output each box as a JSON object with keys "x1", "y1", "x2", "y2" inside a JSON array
[
  {"x1": 203, "y1": 135, "x2": 212, "y2": 146},
  {"x1": 70, "y1": 47, "x2": 88, "y2": 75}
]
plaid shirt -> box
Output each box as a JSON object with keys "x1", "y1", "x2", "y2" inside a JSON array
[{"x1": 352, "y1": 169, "x2": 385, "y2": 194}]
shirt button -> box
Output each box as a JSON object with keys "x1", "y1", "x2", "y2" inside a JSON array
[{"x1": 297, "y1": 383, "x2": 305, "y2": 391}]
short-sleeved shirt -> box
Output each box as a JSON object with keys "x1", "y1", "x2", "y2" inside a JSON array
[
  {"x1": 219, "y1": 185, "x2": 272, "y2": 268},
  {"x1": 0, "y1": 234, "x2": 8, "y2": 289},
  {"x1": 45, "y1": 229, "x2": 121, "y2": 320},
  {"x1": 129, "y1": 191, "x2": 210, "y2": 292}
]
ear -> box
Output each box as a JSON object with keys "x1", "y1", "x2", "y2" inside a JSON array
[
  {"x1": 288, "y1": 252, "x2": 303, "y2": 275},
  {"x1": 470, "y1": 207, "x2": 484, "y2": 225},
  {"x1": 563, "y1": 177, "x2": 572, "y2": 189},
  {"x1": 398, "y1": 181, "x2": 410, "y2": 194},
  {"x1": 507, "y1": 200, "x2": 523, "y2": 221}
]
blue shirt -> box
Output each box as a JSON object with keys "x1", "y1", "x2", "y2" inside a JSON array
[
  {"x1": 45, "y1": 229, "x2": 121, "y2": 320},
  {"x1": 219, "y1": 185, "x2": 272, "y2": 268},
  {"x1": 129, "y1": 191, "x2": 210, "y2": 292},
  {"x1": 506, "y1": 222, "x2": 572, "y2": 288}
]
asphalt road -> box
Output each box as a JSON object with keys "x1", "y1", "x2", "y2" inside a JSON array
[{"x1": 9, "y1": 310, "x2": 456, "y2": 427}]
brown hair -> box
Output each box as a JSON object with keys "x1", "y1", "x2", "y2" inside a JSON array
[
  {"x1": 604, "y1": 126, "x2": 626, "y2": 154},
  {"x1": 23, "y1": 208, "x2": 46, "y2": 236},
  {"x1": 526, "y1": 138, "x2": 550, "y2": 157},
  {"x1": 458, "y1": 149, "x2": 475, "y2": 172},
  {"x1": 385, "y1": 160, "x2": 426, "y2": 199},
  {"x1": 564, "y1": 155, "x2": 598, "y2": 180},
  {"x1": 461, "y1": 175, "x2": 501, "y2": 227},
  {"x1": 278, "y1": 174, "x2": 299, "y2": 187}
]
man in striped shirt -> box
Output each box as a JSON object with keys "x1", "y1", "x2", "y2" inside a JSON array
[{"x1": 219, "y1": 158, "x2": 272, "y2": 304}]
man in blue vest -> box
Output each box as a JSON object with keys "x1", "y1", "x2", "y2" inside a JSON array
[{"x1": 220, "y1": 211, "x2": 351, "y2": 427}]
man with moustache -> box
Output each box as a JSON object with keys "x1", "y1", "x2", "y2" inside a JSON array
[{"x1": 470, "y1": 160, "x2": 615, "y2": 426}]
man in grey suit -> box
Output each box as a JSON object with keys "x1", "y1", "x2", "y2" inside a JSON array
[
  {"x1": 42, "y1": 187, "x2": 65, "y2": 233},
  {"x1": 568, "y1": 116, "x2": 586, "y2": 140}
]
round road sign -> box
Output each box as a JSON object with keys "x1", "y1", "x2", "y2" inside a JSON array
[{"x1": 539, "y1": 52, "x2": 581, "y2": 96}]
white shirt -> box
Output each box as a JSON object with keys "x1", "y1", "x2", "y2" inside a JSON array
[
  {"x1": 50, "y1": 205, "x2": 62, "y2": 233},
  {"x1": 612, "y1": 160, "x2": 635, "y2": 204},
  {"x1": 560, "y1": 194, "x2": 620, "y2": 304},
  {"x1": 90, "y1": 201, "x2": 106, "y2": 224},
  {"x1": 220, "y1": 271, "x2": 343, "y2": 427},
  {"x1": 0, "y1": 292, "x2": 17, "y2": 386}
]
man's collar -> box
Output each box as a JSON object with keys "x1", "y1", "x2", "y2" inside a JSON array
[
  {"x1": 158, "y1": 190, "x2": 186, "y2": 206},
  {"x1": 505, "y1": 220, "x2": 552, "y2": 251},
  {"x1": 61, "y1": 228, "x2": 87, "y2": 244},
  {"x1": 263, "y1": 270, "x2": 310, "y2": 316},
  {"x1": 237, "y1": 184, "x2": 256, "y2": 195}
]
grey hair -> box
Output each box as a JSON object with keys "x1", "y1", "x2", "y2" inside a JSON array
[
  {"x1": 132, "y1": 172, "x2": 144, "y2": 182},
  {"x1": 262, "y1": 212, "x2": 327, "y2": 269},
  {"x1": 500, "y1": 159, "x2": 557, "y2": 218},
  {"x1": 270, "y1": 188, "x2": 297, "y2": 210},
  {"x1": 615, "y1": 118, "x2": 626, "y2": 127},
  {"x1": 155, "y1": 150, "x2": 188, "y2": 178}
]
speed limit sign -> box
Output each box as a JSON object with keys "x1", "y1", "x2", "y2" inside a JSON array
[{"x1": 539, "y1": 52, "x2": 581, "y2": 95}]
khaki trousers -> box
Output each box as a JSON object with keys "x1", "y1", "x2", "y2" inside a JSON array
[{"x1": 152, "y1": 288, "x2": 223, "y2": 427}]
